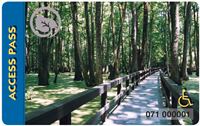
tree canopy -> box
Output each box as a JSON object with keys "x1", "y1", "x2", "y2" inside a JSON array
[{"x1": 26, "y1": 2, "x2": 199, "y2": 86}]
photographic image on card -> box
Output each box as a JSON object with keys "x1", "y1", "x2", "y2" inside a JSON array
[{"x1": 25, "y1": 2, "x2": 199, "y2": 125}]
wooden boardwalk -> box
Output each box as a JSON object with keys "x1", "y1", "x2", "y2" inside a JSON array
[{"x1": 103, "y1": 72, "x2": 171, "y2": 125}]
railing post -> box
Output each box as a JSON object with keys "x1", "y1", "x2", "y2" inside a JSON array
[
  {"x1": 149, "y1": 69, "x2": 151, "y2": 76},
  {"x1": 165, "y1": 87, "x2": 170, "y2": 107},
  {"x1": 160, "y1": 74, "x2": 170, "y2": 107},
  {"x1": 117, "y1": 83, "x2": 121, "y2": 105},
  {"x1": 171, "y1": 96, "x2": 179, "y2": 124},
  {"x1": 171, "y1": 96, "x2": 177, "y2": 108},
  {"x1": 193, "y1": 110, "x2": 199, "y2": 124},
  {"x1": 131, "y1": 76, "x2": 134, "y2": 90},
  {"x1": 141, "y1": 72, "x2": 143, "y2": 80},
  {"x1": 136, "y1": 74, "x2": 139, "y2": 86},
  {"x1": 146, "y1": 70, "x2": 148, "y2": 78},
  {"x1": 126, "y1": 79, "x2": 130, "y2": 95},
  {"x1": 145, "y1": 70, "x2": 147, "y2": 78},
  {"x1": 147, "y1": 69, "x2": 149, "y2": 77},
  {"x1": 101, "y1": 91, "x2": 107, "y2": 123},
  {"x1": 60, "y1": 113, "x2": 71, "y2": 125}
]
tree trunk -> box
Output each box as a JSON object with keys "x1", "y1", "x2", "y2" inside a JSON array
[
  {"x1": 38, "y1": 2, "x2": 49, "y2": 85},
  {"x1": 167, "y1": 3, "x2": 172, "y2": 76},
  {"x1": 71, "y1": 2, "x2": 83, "y2": 81},
  {"x1": 131, "y1": 3, "x2": 138, "y2": 72},
  {"x1": 111, "y1": 3, "x2": 127, "y2": 79},
  {"x1": 95, "y1": 2, "x2": 103, "y2": 84},
  {"x1": 105, "y1": 16, "x2": 111, "y2": 73},
  {"x1": 181, "y1": 2, "x2": 191, "y2": 80},
  {"x1": 128, "y1": 19, "x2": 132, "y2": 73},
  {"x1": 84, "y1": 2, "x2": 95, "y2": 86},
  {"x1": 90, "y1": 3, "x2": 95, "y2": 79},
  {"x1": 188, "y1": 28, "x2": 193, "y2": 75},
  {"x1": 108, "y1": 2, "x2": 116, "y2": 79},
  {"x1": 25, "y1": 3, "x2": 31, "y2": 74},
  {"x1": 148, "y1": 4, "x2": 154, "y2": 68},
  {"x1": 136, "y1": 4, "x2": 142, "y2": 69},
  {"x1": 54, "y1": 36, "x2": 62, "y2": 83},
  {"x1": 140, "y1": 2, "x2": 148, "y2": 70},
  {"x1": 169, "y1": 2, "x2": 181, "y2": 85},
  {"x1": 194, "y1": 5, "x2": 199, "y2": 76},
  {"x1": 164, "y1": 11, "x2": 170, "y2": 75}
]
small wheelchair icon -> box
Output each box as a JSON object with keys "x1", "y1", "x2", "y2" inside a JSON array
[{"x1": 178, "y1": 89, "x2": 193, "y2": 108}]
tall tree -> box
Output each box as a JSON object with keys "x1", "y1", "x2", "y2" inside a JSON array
[
  {"x1": 181, "y1": 2, "x2": 192, "y2": 80},
  {"x1": 54, "y1": 3, "x2": 63, "y2": 83},
  {"x1": 38, "y1": 2, "x2": 50, "y2": 85},
  {"x1": 130, "y1": 3, "x2": 138, "y2": 72},
  {"x1": 95, "y1": 2, "x2": 103, "y2": 84},
  {"x1": 25, "y1": 2, "x2": 31, "y2": 74},
  {"x1": 136, "y1": 4, "x2": 142, "y2": 69},
  {"x1": 164, "y1": 9, "x2": 170, "y2": 75},
  {"x1": 188, "y1": 28, "x2": 193, "y2": 75},
  {"x1": 111, "y1": 2, "x2": 115, "y2": 55},
  {"x1": 104, "y1": 9, "x2": 112, "y2": 73},
  {"x1": 111, "y1": 3, "x2": 127, "y2": 79},
  {"x1": 140, "y1": 2, "x2": 148, "y2": 70},
  {"x1": 84, "y1": 2, "x2": 95, "y2": 85},
  {"x1": 148, "y1": 3, "x2": 154, "y2": 68},
  {"x1": 108, "y1": 2, "x2": 116, "y2": 79},
  {"x1": 167, "y1": 3, "x2": 172, "y2": 76},
  {"x1": 194, "y1": 4, "x2": 199, "y2": 76},
  {"x1": 90, "y1": 3, "x2": 95, "y2": 78},
  {"x1": 53, "y1": 35, "x2": 62, "y2": 83},
  {"x1": 169, "y1": 2, "x2": 181, "y2": 84},
  {"x1": 71, "y1": 2, "x2": 83, "y2": 81}
]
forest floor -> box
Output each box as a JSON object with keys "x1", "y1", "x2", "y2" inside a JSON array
[
  {"x1": 183, "y1": 73, "x2": 199, "y2": 100},
  {"x1": 26, "y1": 72, "x2": 124, "y2": 124}
]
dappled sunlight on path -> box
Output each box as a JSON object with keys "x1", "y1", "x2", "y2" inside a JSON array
[{"x1": 103, "y1": 72, "x2": 171, "y2": 125}]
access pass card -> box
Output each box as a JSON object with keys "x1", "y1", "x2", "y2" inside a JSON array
[{"x1": 1, "y1": 1, "x2": 200, "y2": 125}]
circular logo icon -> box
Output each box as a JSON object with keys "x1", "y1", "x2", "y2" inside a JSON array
[{"x1": 30, "y1": 7, "x2": 61, "y2": 38}]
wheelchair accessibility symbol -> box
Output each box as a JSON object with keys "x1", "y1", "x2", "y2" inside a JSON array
[{"x1": 178, "y1": 89, "x2": 193, "y2": 108}]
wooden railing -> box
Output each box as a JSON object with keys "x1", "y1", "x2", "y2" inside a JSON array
[
  {"x1": 160, "y1": 70, "x2": 199, "y2": 124},
  {"x1": 26, "y1": 68, "x2": 159, "y2": 125}
]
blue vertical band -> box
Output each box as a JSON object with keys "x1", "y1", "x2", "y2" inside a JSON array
[{"x1": 2, "y1": 2, "x2": 25, "y2": 124}]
